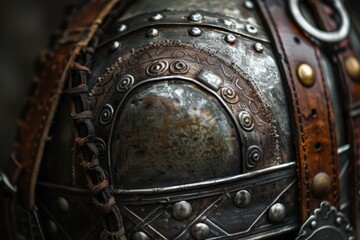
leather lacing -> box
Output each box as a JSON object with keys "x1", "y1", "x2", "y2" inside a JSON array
[{"x1": 66, "y1": 30, "x2": 127, "y2": 240}]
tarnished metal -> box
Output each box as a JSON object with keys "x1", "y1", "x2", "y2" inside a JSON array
[
  {"x1": 3, "y1": 0, "x2": 360, "y2": 239},
  {"x1": 289, "y1": 0, "x2": 350, "y2": 42},
  {"x1": 191, "y1": 223, "x2": 210, "y2": 240},
  {"x1": 172, "y1": 201, "x2": 192, "y2": 220},
  {"x1": 268, "y1": 203, "x2": 286, "y2": 224},
  {"x1": 312, "y1": 172, "x2": 331, "y2": 199},
  {"x1": 296, "y1": 202, "x2": 355, "y2": 240},
  {"x1": 234, "y1": 190, "x2": 251, "y2": 208}
]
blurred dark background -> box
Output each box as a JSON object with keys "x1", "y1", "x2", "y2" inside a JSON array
[
  {"x1": 0, "y1": 0, "x2": 359, "y2": 167},
  {"x1": 0, "y1": 0, "x2": 67, "y2": 166}
]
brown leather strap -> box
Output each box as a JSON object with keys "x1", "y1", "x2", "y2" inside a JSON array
[
  {"x1": 308, "y1": 0, "x2": 360, "y2": 233},
  {"x1": 10, "y1": 0, "x2": 120, "y2": 210},
  {"x1": 0, "y1": 1, "x2": 120, "y2": 239},
  {"x1": 257, "y1": 0, "x2": 340, "y2": 223}
]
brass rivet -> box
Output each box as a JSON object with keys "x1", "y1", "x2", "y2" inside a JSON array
[
  {"x1": 345, "y1": 56, "x2": 360, "y2": 81},
  {"x1": 297, "y1": 63, "x2": 316, "y2": 87},
  {"x1": 312, "y1": 172, "x2": 331, "y2": 199}
]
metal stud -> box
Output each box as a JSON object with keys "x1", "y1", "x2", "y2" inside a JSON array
[
  {"x1": 189, "y1": 27, "x2": 202, "y2": 36},
  {"x1": 191, "y1": 223, "x2": 210, "y2": 240},
  {"x1": 254, "y1": 43, "x2": 264, "y2": 53},
  {"x1": 117, "y1": 24, "x2": 127, "y2": 33},
  {"x1": 310, "y1": 220, "x2": 317, "y2": 229},
  {"x1": 346, "y1": 224, "x2": 353, "y2": 232},
  {"x1": 336, "y1": 216, "x2": 343, "y2": 225},
  {"x1": 47, "y1": 220, "x2": 58, "y2": 236},
  {"x1": 147, "y1": 28, "x2": 159, "y2": 37},
  {"x1": 244, "y1": 0, "x2": 255, "y2": 9},
  {"x1": 57, "y1": 197, "x2": 69, "y2": 212},
  {"x1": 345, "y1": 56, "x2": 360, "y2": 81},
  {"x1": 297, "y1": 63, "x2": 316, "y2": 87},
  {"x1": 244, "y1": 0, "x2": 255, "y2": 10},
  {"x1": 224, "y1": 34, "x2": 236, "y2": 44},
  {"x1": 150, "y1": 13, "x2": 163, "y2": 21},
  {"x1": 268, "y1": 203, "x2": 286, "y2": 224},
  {"x1": 246, "y1": 24, "x2": 258, "y2": 34},
  {"x1": 234, "y1": 190, "x2": 251, "y2": 208},
  {"x1": 188, "y1": 12, "x2": 203, "y2": 22},
  {"x1": 132, "y1": 231, "x2": 149, "y2": 240},
  {"x1": 312, "y1": 172, "x2": 331, "y2": 199},
  {"x1": 110, "y1": 41, "x2": 120, "y2": 52},
  {"x1": 172, "y1": 201, "x2": 192, "y2": 220}
]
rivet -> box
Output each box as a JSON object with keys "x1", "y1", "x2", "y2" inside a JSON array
[
  {"x1": 223, "y1": 19, "x2": 234, "y2": 27},
  {"x1": 191, "y1": 223, "x2": 210, "y2": 240},
  {"x1": 244, "y1": 0, "x2": 255, "y2": 9},
  {"x1": 172, "y1": 201, "x2": 192, "y2": 220},
  {"x1": 346, "y1": 224, "x2": 353, "y2": 232},
  {"x1": 132, "y1": 231, "x2": 149, "y2": 240},
  {"x1": 310, "y1": 220, "x2": 317, "y2": 229},
  {"x1": 268, "y1": 203, "x2": 286, "y2": 224},
  {"x1": 47, "y1": 220, "x2": 58, "y2": 236},
  {"x1": 147, "y1": 28, "x2": 159, "y2": 37},
  {"x1": 336, "y1": 216, "x2": 343, "y2": 225},
  {"x1": 297, "y1": 63, "x2": 316, "y2": 87},
  {"x1": 110, "y1": 41, "x2": 120, "y2": 52},
  {"x1": 254, "y1": 43, "x2": 264, "y2": 53},
  {"x1": 188, "y1": 12, "x2": 203, "y2": 22},
  {"x1": 245, "y1": 24, "x2": 258, "y2": 34},
  {"x1": 345, "y1": 56, "x2": 360, "y2": 81},
  {"x1": 118, "y1": 24, "x2": 127, "y2": 33},
  {"x1": 234, "y1": 190, "x2": 251, "y2": 208},
  {"x1": 57, "y1": 197, "x2": 69, "y2": 212},
  {"x1": 150, "y1": 13, "x2": 163, "y2": 21},
  {"x1": 189, "y1": 27, "x2": 202, "y2": 36},
  {"x1": 312, "y1": 172, "x2": 331, "y2": 199},
  {"x1": 224, "y1": 34, "x2": 236, "y2": 44}
]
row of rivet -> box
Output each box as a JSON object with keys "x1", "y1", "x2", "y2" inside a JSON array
[
  {"x1": 297, "y1": 57, "x2": 360, "y2": 87},
  {"x1": 110, "y1": 27, "x2": 264, "y2": 54},
  {"x1": 132, "y1": 197, "x2": 285, "y2": 240}
]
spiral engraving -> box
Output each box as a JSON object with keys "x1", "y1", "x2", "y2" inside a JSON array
[
  {"x1": 246, "y1": 145, "x2": 262, "y2": 169},
  {"x1": 116, "y1": 74, "x2": 134, "y2": 92},
  {"x1": 238, "y1": 111, "x2": 254, "y2": 131},
  {"x1": 169, "y1": 60, "x2": 190, "y2": 74},
  {"x1": 146, "y1": 60, "x2": 169, "y2": 76},
  {"x1": 94, "y1": 137, "x2": 106, "y2": 160},
  {"x1": 221, "y1": 87, "x2": 239, "y2": 104},
  {"x1": 99, "y1": 104, "x2": 114, "y2": 125}
]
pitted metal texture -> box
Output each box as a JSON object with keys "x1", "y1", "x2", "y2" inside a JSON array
[{"x1": 36, "y1": 1, "x2": 297, "y2": 239}]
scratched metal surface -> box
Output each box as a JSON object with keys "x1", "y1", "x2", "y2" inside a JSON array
[{"x1": 36, "y1": 0, "x2": 298, "y2": 239}]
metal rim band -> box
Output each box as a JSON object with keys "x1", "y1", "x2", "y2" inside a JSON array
[{"x1": 289, "y1": 0, "x2": 350, "y2": 43}]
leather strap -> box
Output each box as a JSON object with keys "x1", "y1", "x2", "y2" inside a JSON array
[
  {"x1": 257, "y1": 0, "x2": 340, "y2": 223},
  {"x1": 308, "y1": 0, "x2": 360, "y2": 233},
  {"x1": 0, "y1": 1, "x2": 120, "y2": 238},
  {"x1": 12, "y1": 0, "x2": 120, "y2": 210}
]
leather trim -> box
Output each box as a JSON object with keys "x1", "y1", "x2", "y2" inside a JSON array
[
  {"x1": 8, "y1": 0, "x2": 120, "y2": 210},
  {"x1": 257, "y1": 0, "x2": 340, "y2": 222},
  {"x1": 309, "y1": 0, "x2": 360, "y2": 234}
]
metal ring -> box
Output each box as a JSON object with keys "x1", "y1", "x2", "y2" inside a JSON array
[{"x1": 289, "y1": 0, "x2": 350, "y2": 42}]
